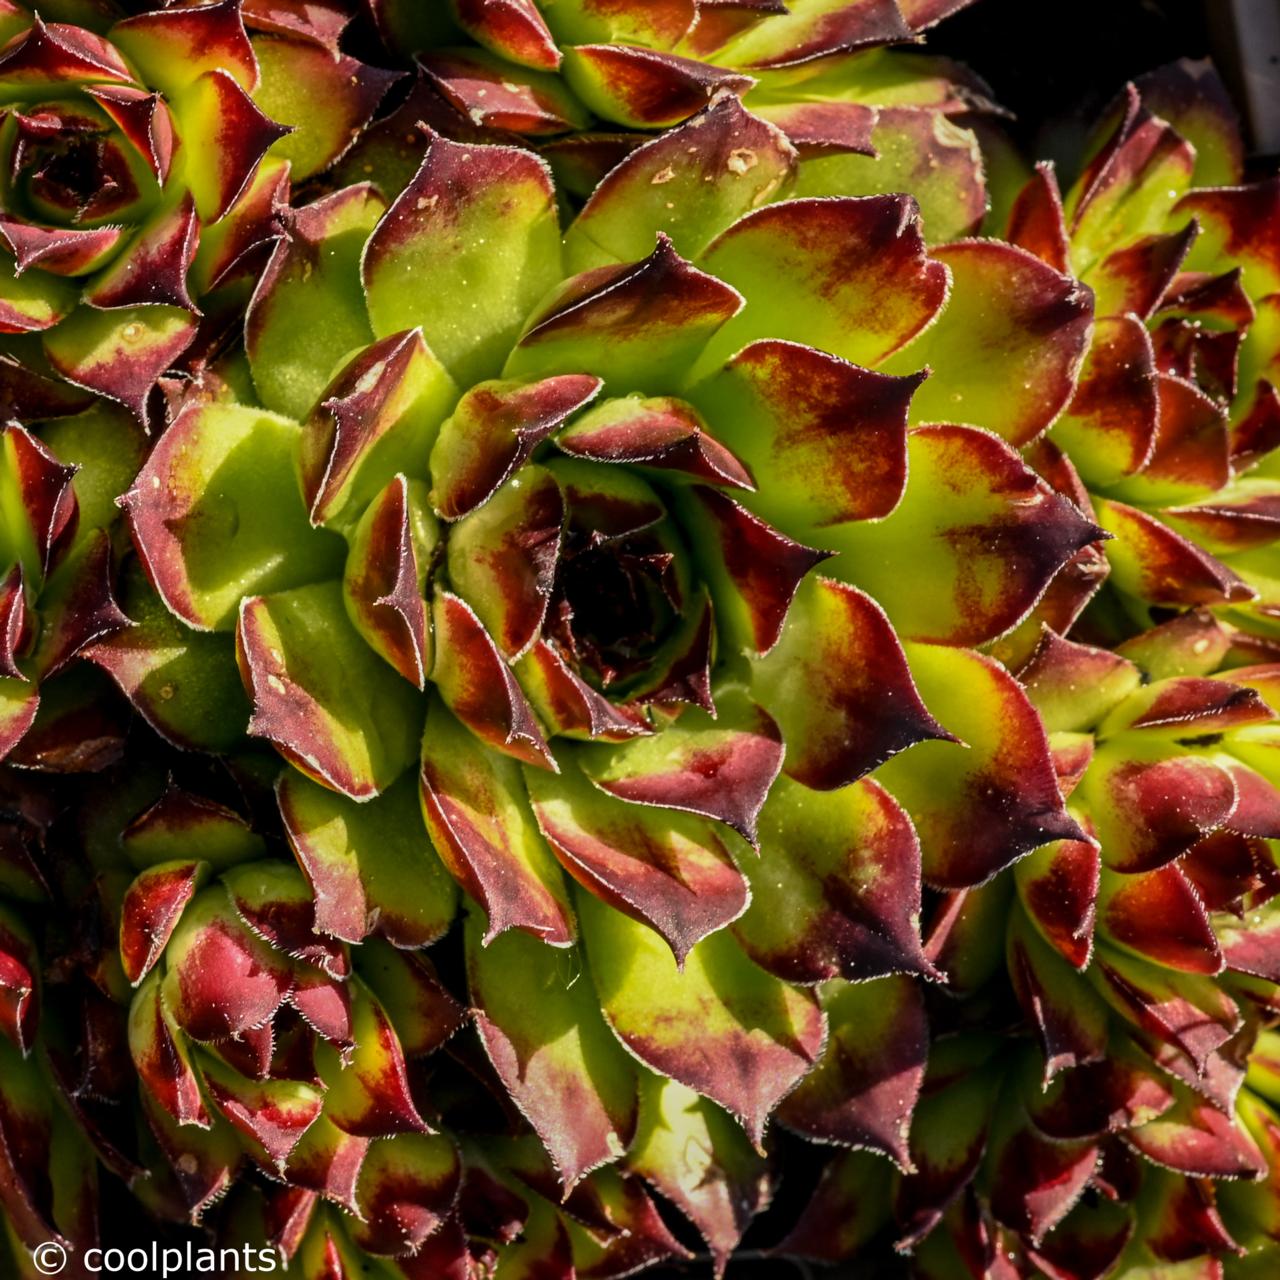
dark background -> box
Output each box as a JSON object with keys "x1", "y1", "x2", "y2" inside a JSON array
[{"x1": 930, "y1": 0, "x2": 1214, "y2": 146}]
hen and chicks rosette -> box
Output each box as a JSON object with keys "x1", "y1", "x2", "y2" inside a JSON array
[
  {"x1": 10, "y1": 2, "x2": 1280, "y2": 1279},
  {"x1": 101, "y1": 8, "x2": 1114, "y2": 1279}
]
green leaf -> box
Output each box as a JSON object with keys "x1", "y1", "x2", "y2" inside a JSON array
[
  {"x1": 121, "y1": 402, "x2": 345, "y2": 632},
  {"x1": 467, "y1": 916, "x2": 638, "y2": 1190},
  {"x1": 578, "y1": 886, "x2": 825, "y2": 1145},
  {"x1": 278, "y1": 769, "x2": 458, "y2": 948},
  {"x1": 247, "y1": 185, "x2": 385, "y2": 420},
  {"x1": 363, "y1": 132, "x2": 563, "y2": 387},
  {"x1": 793, "y1": 107, "x2": 985, "y2": 244},
  {"x1": 238, "y1": 581, "x2": 422, "y2": 800}
]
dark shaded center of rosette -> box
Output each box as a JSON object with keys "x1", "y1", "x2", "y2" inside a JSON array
[
  {"x1": 3, "y1": 100, "x2": 151, "y2": 226},
  {"x1": 544, "y1": 467, "x2": 692, "y2": 695},
  {"x1": 551, "y1": 531, "x2": 681, "y2": 688}
]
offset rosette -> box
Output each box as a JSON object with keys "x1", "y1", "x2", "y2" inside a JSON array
[
  {"x1": 93, "y1": 755, "x2": 467, "y2": 1260},
  {"x1": 996, "y1": 62, "x2": 1280, "y2": 651},
  {"x1": 0, "y1": 764, "x2": 148, "y2": 1280},
  {"x1": 779, "y1": 611, "x2": 1280, "y2": 1276},
  {"x1": 344, "y1": 0, "x2": 995, "y2": 254},
  {"x1": 118, "y1": 97, "x2": 1099, "y2": 1268},
  {"x1": 0, "y1": 0, "x2": 398, "y2": 420}
]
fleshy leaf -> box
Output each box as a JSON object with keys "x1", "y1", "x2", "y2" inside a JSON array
[
  {"x1": 281, "y1": 1115, "x2": 368, "y2": 1211},
  {"x1": 452, "y1": 0, "x2": 560, "y2": 70},
  {"x1": 564, "y1": 94, "x2": 793, "y2": 267},
  {"x1": 112, "y1": 0, "x2": 257, "y2": 93},
  {"x1": 237, "y1": 582, "x2": 422, "y2": 800},
  {"x1": 1136, "y1": 59, "x2": 1244, "y2": 186},
  {"x1": 526, "y1": 756, "x2": 748, "y2": 964},
  {"x1": 120, "y1": 783, "x2": 264, "y2": 874},
  {"x1": 749, "y1": 575, "x2": 949, "y2": 790},
  {"x1": 555, "y1": 395, "x2": 754, "y2": 490},
  {"x1": 83, "y1": 196, "x2": 199, "y2": 312},
  {"x1": 1009, "y1": 906, "x2": 1110, "y2": 1077},
  {"x1": 1178, "y1": 178, "x2": 1280, "y2": 298},
  {"x1": 247, "y1": 185, "x2": 385, "y2": 420},
  {"x1": 877, "y1": 643, "x2": 1083, "y2": 887},
  {"x1": 1084, "y1": 223, "x2": 1195, "y2": 321},
  {"x1": 278, "y1": 770, "x2": 458, "y2": 949},
  {"x1": 693, "y1": 193, "x2": 948, "y2": 375},
  {"x1": 199, "y1": 1052, "x2": 324, "y2": 1170},
  {"x1": 420, "y1": 697, "x2": 574, "y2": 947},
  {"x1": 342, "y1": 475, "x2": 436, "y2": 688},
  {"x1": 1014, "y1": 836, "x2": 1101, "y2": 970},
  {"x1": 894, "y1": 1038, "x2": 1001, "y2": 1246},
  {"x1": 715, "y1": 0, "x2": 911, "y2": 68},
  {"x1": 688, "y1": 338, "x2": 917, "y2": 530},
  {"x1": 363, "y1": 131, "x2": 562, "y2": 386},
  {"x1": 128, "y1": 970, "x2": 208, "y2": 1130},
  {"x1": 468, "y1": 920, "x2": 637, "y2": 1191},
  {"x1": 579, "y1": 888, "x2": 824, "y2": 1146},
  {"x1": 315, "y1": 979, "x2": 427, "y2": 1138},
  {"x1": 1125, "y1": 1088, "x2": 1266, "y2": 1180},
  {"x1": 1007, "y1": 162, "x2": 1071, "y2": 272},
  {"x1": 446, "y1": 465, "x2": 562, "y2": 663},
  {"x1": 252, "y1": 36, "x2": 399, "y2": 182},
  {"x1": 575, "y1": 688, "x2": 783, "y2": 844},
  {"x1": 734, "y1": 775, "x2": 935, "y2": 985},
  {"x1": 83, "y1": 561, "x2": 251, "y2": 754},
  {"x1": 832, "y1": 424, "x2": 1105, "y2": 646},
  {"x1": 562, "y1": 44, "x2": 754, "y2": 130},
  {"x1": 43, "y1": 303, "x2": 197, "y2": 419},
  {"x1": 431, "y1": 592, "x2": 554, "y2": 769},
  {"x1": 1081, "y1": 739, "x2": 1237, "y2": 874},
  {"x1": 0, "y1": 907, "x2": 36, "y2": 1054},
  {"x1": 1095, "y1": 499, "x2": 1251, "y2": 607},
  {"x1": 504, "y1": 235, "x2": 744, "y2": 393},
  {"x1": 675, "y1": 487, "x2": 829, "y2": 657},
  {"x1": 1052, "y1": 315, "x2": 1159, "y2": 487},
  {"x1": 348, "y1": 1133, "x2": 460, "y2": 1257},
  {"x1": 515, "y1": 639, "x2": 652, "y2": 742},
  {"x1": 357, "y1": 941, "x2": 463, "y2": 1060},
  {"x1": 180, "y1": 69, "x2": 292, "y2": 222},
  {"x1": 119, "y1": 860, "x2": 207, "y2": 987},
  {"x1": 1090, "y1": 945, "x2": 1240, "y2": 1072},
  {"x1": 160, "y1": 888, "x2": 293, "y2": 1043},
  {"x1": 300, "y1": 329, "x2": 456, "y2": 530},
  {"x1": 985, "y1": 1094, "x2": 1099, "y2": 1244},
  {"x1": 777, "y1": 975, "x2": 926, "y2": 1168},
  {"x1": 775, "y1": 1148, "x2": 889, "y2": 1264},
  {"x1": 793, "y1": 106, "x2": 986, "y2": 246},
  {"x1": 1066, "y1": 88, "x2": 1196, "y2": 272},
  {"x1": 122, "y1": 402, "x2": 344, "y2": 631},
  {"x1": 625, "y1": 1075, "x2": 771, "y2": 1269},
  {"x1": 1097, "y1": 863, "x2": 1222, "y2": 975},
  {"x1": 430, "y1": 375, "x2": 600, "y2": 520},
  {"x1": 888, "y1": 240, "x2": 1093, "y2": 445},
  {"x1": 1018, "y1": 627, "x2": 1142, "y2": 734}
]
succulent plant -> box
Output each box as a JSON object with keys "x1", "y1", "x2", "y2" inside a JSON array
[
  {"x1": 0, "y1": 754, "x2": 157, "y2": 1280},
  {"x1": 337, "y1": 0, "x2": 999, "y2": 271},
  {"x1": 95, "y1": 78, "x2": 1114, "y2": 1273},
  {"x1": 364, "y1": 0, "x2": 987, "y2": 133},
  {"x1": 5, "y1": 7, "x2": 1280, "y2": 1280},
  {"x1": 0, "y1": 0, "x2": 404, "y2": 425},
  {"x1": 995, "y1": 61, "x2": 1280, "y2": 656},
  {"x1": 0, "y1": 0, "x2": 281, "y2": 419}
]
